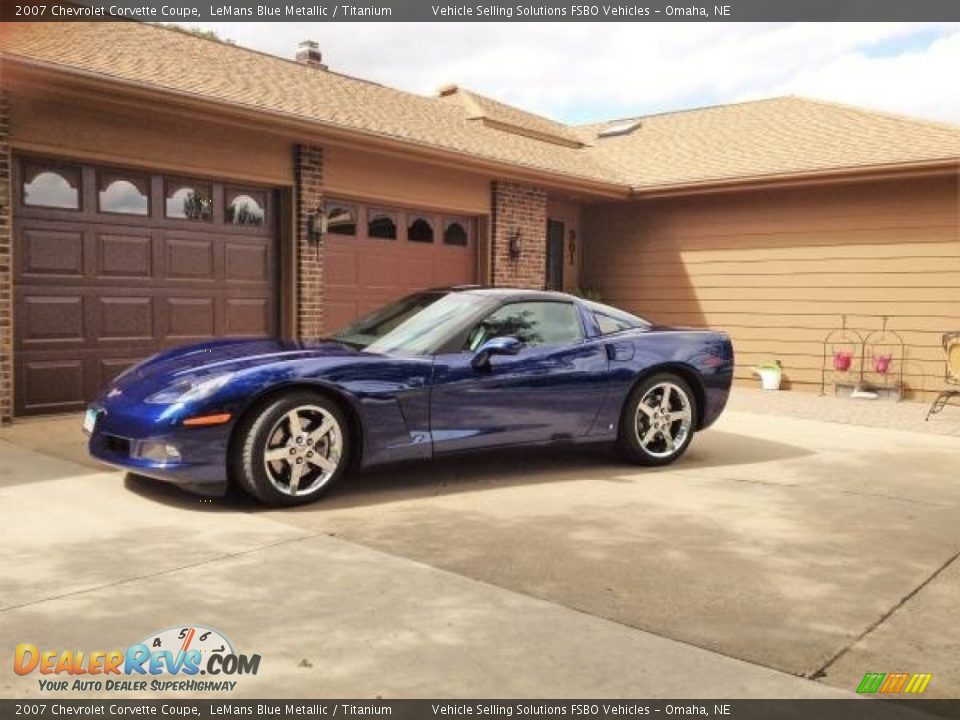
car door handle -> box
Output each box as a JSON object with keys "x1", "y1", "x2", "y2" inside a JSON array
[{"x1": 606, "y1": 341, "x2": 634, "y2": 361}]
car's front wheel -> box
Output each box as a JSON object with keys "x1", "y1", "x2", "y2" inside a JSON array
[
  {"x1": 232, "y1": 392, "x2": 350, "y2": 506},
  {"x1": 618, "y1": 373, "x2": 697, "y2": 466}
]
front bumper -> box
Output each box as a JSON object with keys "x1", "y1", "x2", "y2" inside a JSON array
[{"x1": 87, "y1": 405, "x2": 232, "y2": 495}]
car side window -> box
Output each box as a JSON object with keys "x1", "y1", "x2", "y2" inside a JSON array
[
  {"x1": 584, "y1": 300, "x2": 651, "y2": 334},
  {"x1": 594, "y1": 311, "x2": 635, "y2": 335},
  {"x1": 466, "y1": 301, "x2": 582, "y2": 351}
]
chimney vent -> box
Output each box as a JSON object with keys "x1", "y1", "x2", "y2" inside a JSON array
[{"x1": 296, "y1": 40, "x2": 327, "y2": 70}]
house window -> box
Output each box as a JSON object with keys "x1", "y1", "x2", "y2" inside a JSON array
[
  {"x1": 226, "y1": 189, "x2": 266, "y2": 226},
  {"x1": 23, "y1": 163, "x2": 81, "y2": 209},
  {"x1": 325, "y1": 202, "x2": 357, "y2": 235},
  {"x1": 443, "y1": 218, "x2": 470, "y2": 247},
  {"x1": 408, "y1": 216, "x2": 435, "y2": 243},
  {"x1": 98, "y1": 172, "x2": 149, "y2": 216},
  {"x1": 368, "y1": 210, "x2": 397, "y2": 240},
  {"x1": 165, "y1": 179, "x2": 212, "y2": 221}
]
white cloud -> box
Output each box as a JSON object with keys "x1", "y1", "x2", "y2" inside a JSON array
[
  {"x1": 190, "y1": 21, "x2": 960, "y2": 124},
  {"x1": 738, "y1": 28, "x2": 960, "y2": 124}
]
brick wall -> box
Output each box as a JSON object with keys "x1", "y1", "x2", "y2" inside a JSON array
[
  {"x1": 295, "y1": 144, "x2": 324, "y2": 340},
  {"x1": 490, "y1": 181, "x2": 547, "y2": 289},
  {"x1": 0, "y1": 91, "x2": 12, "y2": 424}
]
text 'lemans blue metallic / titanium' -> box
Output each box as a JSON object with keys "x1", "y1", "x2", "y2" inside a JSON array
[{"x1": 86, "y1": 288, "x2": 733, "y2": 506}]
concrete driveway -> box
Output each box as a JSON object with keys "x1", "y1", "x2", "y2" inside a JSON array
[{"x1": 1, "y1": 404, "x2": 957, "y2": 699}]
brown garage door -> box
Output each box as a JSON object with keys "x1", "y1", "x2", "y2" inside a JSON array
[
  {"x1": 13, "y1": 156, "x2": 278, "y2": 416},
  {"x1": 322, "y1": 200, "x2": 478, "y2": 331}
]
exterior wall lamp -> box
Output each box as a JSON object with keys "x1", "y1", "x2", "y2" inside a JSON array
[
  {"x1": 307, "y1": 206, "x2": 327, "y2": 245},
  {"x1": 508, "y1": 228, "x2": 522, "y2": 260}
]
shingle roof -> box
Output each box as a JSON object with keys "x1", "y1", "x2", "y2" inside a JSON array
[
  {"x1": 0, "y1": 22, "x2": 621, "y2": 184},
  {"x1": 581, "y1": 97, "x2": 960, "y2": 189},
  {"x1": 1, "y1": 22, "x2": 958, "y2": 193},
  {"x1": 438, "y1": 86, "x2": 586, "y2": 148}
]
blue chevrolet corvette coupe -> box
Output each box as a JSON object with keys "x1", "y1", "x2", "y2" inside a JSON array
[{"x1": 85, "y1": 287, "x2": 733, "y2": 506}]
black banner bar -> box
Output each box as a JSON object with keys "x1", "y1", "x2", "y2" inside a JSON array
[
  {"x1": 4, "y1": 0, "x2": 960, "y2": 22},
  {"x1": 2, "y1": 700, "x2": 959, "y2": 720}
]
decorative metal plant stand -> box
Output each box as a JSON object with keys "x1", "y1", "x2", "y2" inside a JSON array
[
  {"x1": 820, "y1": 315, "x2": 904, "y2": 401},
  {"x1": 820, "y1": 315, "x2": 864, "y2": 396},
  {"x1": 861, "y1": 317, "x2": 905, "y2": 401}
]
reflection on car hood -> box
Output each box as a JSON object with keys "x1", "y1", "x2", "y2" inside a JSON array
[{"x1": 126, "y1": 338, "x2": 360, "y2": 382}]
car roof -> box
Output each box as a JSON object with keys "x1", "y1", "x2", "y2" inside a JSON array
[{"x1": 427, "y1": 285, "x2": 578, "y2": 302}]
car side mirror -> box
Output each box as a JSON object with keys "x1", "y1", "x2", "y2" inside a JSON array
[{"x1": 471, "y1": 336, "x2": 523, "y2": 369}]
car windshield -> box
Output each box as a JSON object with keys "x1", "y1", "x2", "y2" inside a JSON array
[{"x1": 331, "y1": 292, "x2": 490, "y2": 355}]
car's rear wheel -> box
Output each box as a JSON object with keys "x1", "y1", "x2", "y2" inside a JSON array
[
  {"x1": 232, "y1": 392, "x2": 350, "y2": 506},
  {"x1": 618, "y1": 373, "x2": 697, "y2": 466}
]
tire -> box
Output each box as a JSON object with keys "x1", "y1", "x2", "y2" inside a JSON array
[
  {"x1": 230, "y1": 391, "x2": 351, "y2": 507},
  {"x1": 618, "y1": 373, "x2": 697, "y2": 466}
]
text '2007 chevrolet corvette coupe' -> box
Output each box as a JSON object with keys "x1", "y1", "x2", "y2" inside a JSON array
[{"x1": 85, "y1": 287, "x2": 734, "y2": 506}]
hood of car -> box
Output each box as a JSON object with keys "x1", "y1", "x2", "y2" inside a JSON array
[{"x1": 119, "y1": 338, "x2": 360, "y2": 386}]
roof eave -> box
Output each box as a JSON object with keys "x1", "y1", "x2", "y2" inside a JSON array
[{"x1": 630, "y1": 158, "x2": 960, "y2": 198}]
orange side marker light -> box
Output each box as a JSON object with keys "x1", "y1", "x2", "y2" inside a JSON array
[{"x1": 183, "y1": 413, "x2": 232, "y2": 427}]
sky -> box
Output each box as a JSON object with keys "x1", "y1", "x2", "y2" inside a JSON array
[{"x1": 188, "y1": 22, "x2": 960, "y2": 125}]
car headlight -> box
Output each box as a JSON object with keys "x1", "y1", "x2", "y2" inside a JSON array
[{"x1": 145, "y1": 373, "x2": 234, "y2": 405}]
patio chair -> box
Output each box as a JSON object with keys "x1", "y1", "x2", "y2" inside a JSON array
[{"x1": 925, "y1": 331, "x2": 960, "y2": 420}]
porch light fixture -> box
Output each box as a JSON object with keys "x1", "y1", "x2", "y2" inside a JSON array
[
  {"x1": 307, "y1": 206, "x2": 328, "y2": 245},
  {"x1": 508, "y1": 228, "x2": 522, "y2": 260}
]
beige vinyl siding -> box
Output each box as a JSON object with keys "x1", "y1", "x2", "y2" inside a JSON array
[{"x1": 582, "y1": 175, "x2": 960, "y2": 400}]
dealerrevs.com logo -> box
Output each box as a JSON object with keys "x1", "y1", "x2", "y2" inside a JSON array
[{"x1": 14, "y1": 625, "x2": 260, "y2": 693}]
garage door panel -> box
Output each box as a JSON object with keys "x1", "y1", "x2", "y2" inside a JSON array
[
  {"x1": 164, "y1": 297, "x2": 216, "y2": 341},
  {"x1": 225, "y1": 297, "x2": 272, "y2": 336},
  {"x1": 13, "y1": 157, "x2": 279, "y2": 416},
  {"x1": 323, "y1": 203, "x2": 478, "y2": 328},
  {"x1": 97, "y1": 232, "x2": 153, "y2": 279},
  {"x1": 20, "y1": 227, "x2": 85, "y2": 278},
  {"x1": 401, "y1": 256, "x2": 435, "y2": 288},
  {"x1": 434, "y1": 248, "x2": 474, "y2": 284},
  {"x1": 224, "y1": 242, "x2": 270, "y2": 282},
  {"x1": 19, "y1": 359, "x2": 85, "y2": 413},
  {"x1": 166, "y1": 237, "x2": 216, "y2": 280},
  {"x1": 97, "y1": 296, "x2": 154, "y2": 342},
  {"x1": 325, "y1": 247, "x2": 360, "y2": 289},
  {"x1": 96, "y1": 357, "x2": 143, "y2": 390},
  {"x1": 17, "y1": 295, "x2": 85, "y2": 345},
  {"x1": 433, "y1": 266, "x2": 469, "y2": 287},
  {"x1": 324, "y1": 242, "x2": 362, "y2": 329},
  {"x1": 324, "y1": 300, "x2": 360, "y2": 333},
  {"x1": 362, "y1": 251, "x2": 405, "y2": 294}
]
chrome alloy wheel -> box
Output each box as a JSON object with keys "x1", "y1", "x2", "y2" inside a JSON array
[
  {"x1": 634, "y1": 381, "x2": 693, "y2": 459},
  {"x1": 262, "y1": 404, "x2": 343, "y2": 497}
]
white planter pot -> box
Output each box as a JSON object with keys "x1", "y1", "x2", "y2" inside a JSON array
[{"x1": 755, "y1": 368, "x2": 782, "y2": 391}]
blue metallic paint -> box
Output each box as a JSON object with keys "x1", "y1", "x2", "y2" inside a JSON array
[
  {"x1": 87, "y1": 290, "x2": 733, "y2": 495},
  {"x1": 430, "y1": 340, "x2": 609, "y2": 451}
]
